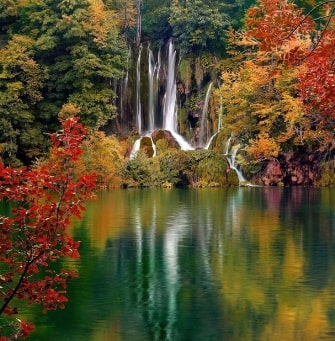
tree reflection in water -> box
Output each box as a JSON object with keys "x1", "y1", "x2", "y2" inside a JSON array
[{"x1": 23, "y1": 188, "x2": 335, "y2": 341}]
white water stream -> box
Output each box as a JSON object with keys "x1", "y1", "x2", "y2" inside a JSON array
[
  {"x1": 198, "y1": 82, "x2": 213, "y2": 148},
  {"x1": 136, "y1": 44, "x2": 143, "y2": 134}
]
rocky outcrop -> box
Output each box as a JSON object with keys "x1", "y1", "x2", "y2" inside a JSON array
[
  {"x1": 139, "y1": 136, "x2": 156, "y2": 157},
  {"x1": 260, "y1": 160, "x2": 283, "y2": 186},
  {"x1": 151, "y1": 129, "x2": 180, "y2": 149},
  {"x1": 256, "y1": 152, "x2": 320, "y2": 186}
]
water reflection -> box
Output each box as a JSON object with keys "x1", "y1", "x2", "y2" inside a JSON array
[{"x1": 22, "y1": 187, "x2": 335, "y2": 340}]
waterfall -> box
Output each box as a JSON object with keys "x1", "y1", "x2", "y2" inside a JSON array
[
  {"x1": 224, "y1": 135, "x2": 232, "y2": 155},
  {"x1": 130, "y1": 135, "x2": 157, "y2": 159},
  {"x1": 130, "y1": 137, "x2": 142, "y2": 159},
  {"x1": 136, "y1": 44, "x2": 143, "y2": 134},
  {"x1": 224, "y1": 137, "x2": 249, "y2": 184},
  {"x1": 150, "y1": 136, "x2": 157, "y2": 157},
  {"x1": 156, "y1": 49, "x2": 161, "y2": 128},
  {"x1": 120, "y1": 48, "x2": 131, "y2": 122},
  {"x1": 227, "y1": 145, "x2": 247, "y2": 183},
  {"x1": 162, "y1": 41, "x2": 194, "y2": 151},
  {"x1": 132, "y1": 41, "x2": 193, "y2": 155},
  {"x1": 163, "y1": 41, "x2": 177, "y2": 132},
  {"x1": 217, "y1": 86, "x2": 223, "y2": 132},
  {"x1": 204, "y1": 132, "x2": 218, "y2": 150},
  {"x1": 148, "y1": 47, "x2": 157, "y2": 131},
  {"x1": 198, "y1": 82, "x2": 213, "y2": 147}
]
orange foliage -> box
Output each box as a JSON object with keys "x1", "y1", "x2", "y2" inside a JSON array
[
  {"x1": 245, "y1": 132, "x2": 280, "y2": 162},
  {"x1": 246, "y1": 0, "x2": 315, "y2": 52}
]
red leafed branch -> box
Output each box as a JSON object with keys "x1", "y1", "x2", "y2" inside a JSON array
[
  {"x1": 246, "y1": 0, "x2": 315, "y2": 52},
  {"x1": 0, "y1": 117, "x2": 96, "y2": 339}
]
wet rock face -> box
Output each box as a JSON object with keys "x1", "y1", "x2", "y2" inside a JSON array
[
  {"x1": 151, "y1": 129, "x2": 180, "y2": 149},
  {"x1": 282, "y1": 153, "x2": 319, "y2": 186},
  {"x1": 261, "y1": 160, "x2": 283, "y2": 186},
  {"x1": 257, "y1": 152, "x2": 320, "y2": 186}
]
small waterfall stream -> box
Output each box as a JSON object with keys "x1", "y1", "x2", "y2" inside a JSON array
[
  {"x1": 198, "y1": 82, "x2": 213, "y2": 148},
  {"x1": 224, "y1": 136, "x2": 253, "y2": 185},
  {"x1": 148, "y1": 47, "x2": 157, "y2": 131},
  {"x1": 120, "y1": 48, "x2": 131, "y2": 123},
  {"x1": 136, "y1": 44, "x2": 143, "y2": 134}
]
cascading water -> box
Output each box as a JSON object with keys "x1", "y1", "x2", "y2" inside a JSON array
[
  {"x1": 132, "y1": 41, "x2": 194, "y2": 155},
  {"x1": 136, "y1": 44, "x2": 143, "y2": 134},
  {"x1": 148, "y1": 47, "x2": 157, "y2": 131},
  {"x1": 198, "y1": 82, "x2": 213, "y2": 148},
  {"x1": 224, "y1": 136, "x2": 251, "y2": 185},
  {"x1": 204, "y1": 132, "x2": 218, "y2": 150},
  {"x1": 227, "y1": 145, "x2": 246, "y2": 183},
  {"x1": 129, "y1": 135, "x2": 157, "y2": 159},
  {"x1": 120, "y1": 48, "x2": 131, "y2": 122},
  {"x1": 162, "y1": 41, "x2": 193, "y2": 150},
  {"x1": 130, "y1": 137, "x2": 141, "y2": 159},
  {"x1": 163, "y1": 41, "x2": 177, "y2": 132}
]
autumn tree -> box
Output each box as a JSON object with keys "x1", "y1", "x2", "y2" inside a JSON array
[
  {"x1": 81, "y1": 131, "x2": 126, "y2": 187},
  {"x1": 0, "y1": 117, "x2": 96, "y2": 340},
  {"x1": 245, "y1": 0, "x2": 335, "y2": 159},
  {"x1": 105, "y1": 0, "x2": 137, "y2": 43},
  {"x1": 295, "y1": 1, "x2": 335, "y2": 157},
  {"x1": 216, "y1": 0, "x2": 335, "y2": 169}
]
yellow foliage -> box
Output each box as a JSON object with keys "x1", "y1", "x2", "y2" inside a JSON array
[
  {"x1": 215, "y1": 39, "x2": 313, "y2": 162},
  {"x1": 82, "y1": 131, "x2": 125, "y2": 187},
  {"x1": 58, "y1": 103, "x2": 81, "y2": 119},
  {"x1": 245, "y1": 132, "x2": 280, "y2": 162},
  {"x1": 86, "y1": 1, "x2": 121, "y2": 48}
]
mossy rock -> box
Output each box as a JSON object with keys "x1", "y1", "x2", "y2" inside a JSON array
[
  {"x1": 140, "y1": 136, "x2": 155, "y2": 157},
  {"x1": 151, "y1": 129, "x2": 180, "y2": 149},
  {"x1": 227, "y1": 169, "x2": 239, "y2": 186}
]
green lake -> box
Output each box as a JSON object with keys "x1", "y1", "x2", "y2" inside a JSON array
[{"x1": 22, "y1": 187, "x2": 335, "y2": 340}]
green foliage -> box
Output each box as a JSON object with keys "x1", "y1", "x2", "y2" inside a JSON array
[
  {"x1": 68, "y1": 89, "x2": 117, "y2": 129},
  {"x1": 191, "y1": 151, "x2": 227, "y2": 187},
  {"x1": 157, "y1": 150, "x2": 191, "y2": 186},
  {"x1": 0, "y1": 0, "x2": 128, "y2": 165},
  {"x1": 121, "y1": 150, "x2": 157, "y2": 187},
  {"x1": 169, "y1": 0, "x2": 231, "y2": 54},
  {"x1": 120, "y1": 148, "x2": 229, "y2": 188},
  {"x1": 142, "y1": 0, "x2": 172, "y2": 47}
]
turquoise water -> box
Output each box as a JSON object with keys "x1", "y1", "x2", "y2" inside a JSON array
[{"x1": 16, "y1": 187, "x2": 335, "y2": 340}]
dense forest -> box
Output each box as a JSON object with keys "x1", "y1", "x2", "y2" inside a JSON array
[{"x1": 0, "y1": 0, "x2": 334, "y2": 186}]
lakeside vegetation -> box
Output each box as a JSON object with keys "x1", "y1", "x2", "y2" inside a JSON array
[{"x1": 0, "y1": 0, "x2": 334, "y2": 188}]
